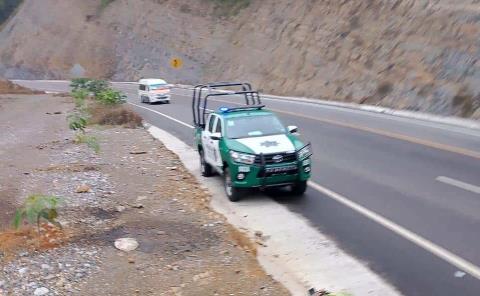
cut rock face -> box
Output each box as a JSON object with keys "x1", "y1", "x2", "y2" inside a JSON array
[{"x1": 114, "y1": 238, "x2": 139, "y2": 252}]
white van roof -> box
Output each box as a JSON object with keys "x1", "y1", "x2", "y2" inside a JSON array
[{"x1": 138, "y1": 78, "x2": 167, "y2": 85}]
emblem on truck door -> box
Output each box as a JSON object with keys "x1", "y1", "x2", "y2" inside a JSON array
[{"x1": 260, "y1": 140, "x2": 279, "y2": 147}]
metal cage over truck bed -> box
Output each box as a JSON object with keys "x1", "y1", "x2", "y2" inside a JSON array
[{"x1": 192, "y1": 82, "x2": 264, "y2": 128}]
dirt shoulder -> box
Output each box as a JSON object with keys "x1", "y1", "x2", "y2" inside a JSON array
[{"x1": 0, "y1": 95, "x2": 289, "y2": 295}]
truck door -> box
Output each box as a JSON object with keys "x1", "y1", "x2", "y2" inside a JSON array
[
  {"x1": 202, "y1": 115, "x2": 217, "y2": 166},
  {"x1": 211, "y1": 117, "x2": 223, "y2": 167}
]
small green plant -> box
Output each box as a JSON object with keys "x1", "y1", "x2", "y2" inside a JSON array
[
  {"x1": 68, "y1": 113, "x2": 88, "y2": 132},
  {"x1": 70, "y1": 78, "x2": 109, "y2": 97},
  {"x1": 70, "y1": 78, "x2": 92, "y2": 92},
  {"x1": 96, "y1": 88, "x2": 127, "y2": 105},
  {"x1": 87, "y1": 79, "x2": 110, "y2": 97},
  {"x1": 74, "y1": 133, "x2": 100, "y2": 153},
  {"x1": 13, "y1": 195, "x2": 62, "y2": 231},
  {"x1": 210, "y1": 0, "x2": 251, "y2": 16},
  {"x1": 100, "y1": 0, "x2": 115, "y2": 9},
  {"x1": 72, "y1": 89, "x2": 89, "y2": 108}
]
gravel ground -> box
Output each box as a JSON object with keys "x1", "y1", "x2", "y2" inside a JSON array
[{"x1": 0, "y1": 94, "x2": 289, "y2": 296}]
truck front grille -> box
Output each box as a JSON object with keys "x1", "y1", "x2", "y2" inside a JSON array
[{"x1": 254, "y1": 152, "x2": 297, "y2": 165}]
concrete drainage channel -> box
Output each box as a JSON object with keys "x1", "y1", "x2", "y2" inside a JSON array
[{"x1": 146, "y1": 123, "x2": 402, "y2": 296}]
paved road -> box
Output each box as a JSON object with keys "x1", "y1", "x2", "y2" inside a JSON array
[{"x1": 16, "y1": 80, "x2": 480, "y2": 296}]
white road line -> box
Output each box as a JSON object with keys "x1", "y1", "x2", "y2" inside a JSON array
[
  {"x1": 128, "y1": 102, "x2": 194, "y2": 129},
  {"x1": 436, "y1": 176, "x2": 480, "y2": 195},
  {"x1": 309, "y1": 181, "x2": 480, "y2": 280}
]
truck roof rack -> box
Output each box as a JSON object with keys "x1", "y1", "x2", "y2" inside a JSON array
[{"x1": 192, "y1": 82, "x2": 263, "y2": 128}]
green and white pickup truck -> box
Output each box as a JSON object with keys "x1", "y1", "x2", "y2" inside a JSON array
[{"x1": 192, "y1": 82, "x2": 312, "y2": 202}]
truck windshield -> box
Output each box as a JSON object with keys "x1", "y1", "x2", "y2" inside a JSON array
[
  {"x1": 226, "y1": 115, "x2": 286, "y2": 139},
  {"x1": 149, "y1": 84, "x2": 168, "y2": 90}
]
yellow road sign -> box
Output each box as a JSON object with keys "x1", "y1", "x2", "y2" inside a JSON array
[{"x1": 170, "y1": 57, "x2": 183, "y2": 69}]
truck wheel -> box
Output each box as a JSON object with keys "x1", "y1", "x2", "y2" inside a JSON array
[
  {"x1": 291, "y1": 180, "x2": 307, "y2": 196},
  {"x1": 199, "y1": 150, "x2": 213, "y2": 177},
  {"x1": 224, "y1": 167, "x2": 242, "y2": 202}
]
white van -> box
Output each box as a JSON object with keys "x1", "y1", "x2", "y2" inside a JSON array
[{"x1": 138, "y1": 78, "x2": 171, "y2": 104}]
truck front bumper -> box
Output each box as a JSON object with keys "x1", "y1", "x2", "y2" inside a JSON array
[{"x1": 230, "y1": 158, "x2": 311, "y2": 188}]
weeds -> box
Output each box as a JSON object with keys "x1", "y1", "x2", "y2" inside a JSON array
[
  {"x1": 13, "y1": 195, "x2": 62, "y2": 232},
  {"x1": 72, "y1": 89, "x2": 89, "y2": 108},
  {"x1": 68, "y1": 113, "x2": 88, "y2": 133},
  {"x1": 210, "y1": 0, "x2": 251, "y2": 17},
  {"x1": 74, "y1": 134, "x2": 100, "y2": 153},
  {"x1": 99, "y1": 0, "x2": 115, "y2": 9},
  {"x1": 95, "y1": 88, "x2": 127, "y2": 105},
  {"x1": 70, "y1": 78, "x2": 109, "y2": 97},
  {"x1": 68, "y1": 78, "x2": 141, "y2": 151}
]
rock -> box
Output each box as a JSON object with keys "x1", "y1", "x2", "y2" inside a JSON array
[
  {"x1": 156, "y1": 231, "x2": 166, "y2": 235},
  {"x1": 114, "y1": 238, "x2": 139, "y2": 252},
  {"x1": 132, "y1": 204, "x2": 144, "y2": 209},
  {"x1": 254, "y1": 231, "x2": 263, "y2": 238},
  {"x1": 136, "y1": 196, "x2": 147, "y2": 201},
  {"x1": 75, "y1": 184, "x2": 91, "y2": 193},
  {"x1": 193, "y1": 271, "x2": 211, "y2": 282},
  {"x1": 18, "y1": 267, "x2": 29, "y2": 275},
  {"x1": 41, "y1": 264, "x2": 51, "y2": 270},
  {"x1": 116, "y1": 205, "x2": 126, "y2": 212},
  {"x1": 128, "y1": 257, "x2": 135, "y2": 264},
  {"x1": 34, "y1": 287, "x2": 49, "y2": 296}
]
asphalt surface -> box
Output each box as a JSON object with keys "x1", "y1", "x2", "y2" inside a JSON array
[{"x1": 15, "y1": 80, "x2": 480, "y2": 296}]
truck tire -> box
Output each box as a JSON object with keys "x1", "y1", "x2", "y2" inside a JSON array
[
  {"x1": 291, "y1": 180, "x2": 307, "y2": 196},
  {"x1": 224, "y1": 167, "x2": 242, "y2": 202},
  {"x1": 199, "y1": 150, "x2": 213, "y2": 177}
]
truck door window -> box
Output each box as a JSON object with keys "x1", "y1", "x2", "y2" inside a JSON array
[
  {"x1": 139, "y1": 84, "x2": 146, "y2": 91},
  {"x1": 207, "y1": 115, "x2": 216, "y2": 133},
  {"x1": 215, "y1": 118, "x2": 222, "y2": 134}
]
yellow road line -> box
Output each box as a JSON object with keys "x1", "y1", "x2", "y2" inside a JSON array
[{"x1": 209, "y1": 98, "x2": 480, "y2": 160}]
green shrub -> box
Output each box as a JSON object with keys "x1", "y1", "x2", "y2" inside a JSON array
[
  {"x1": 70, "y1": 78, "x2": 109, "y2": 97},
  {"x1": 72, "y1": 89, "x2": 89, "y2": 108},
  {"x1": 74, "y1": 133, "x2": 100, "y2": 153},
  {"x1": 70, "y1": 78, "x2": 92, "y2": 92},
  {"x1": 68, "y1": 113, "x2": 88, "y2": 132},
  {"x1": 13, "y1": 195, "x2": 62, "y2": 231},
  {"x1": 96, "y1": 88, "x2": 127, "y2": 105},
  {"x1": 87, "y1": 80, "x2": 110, "y2": 97}
]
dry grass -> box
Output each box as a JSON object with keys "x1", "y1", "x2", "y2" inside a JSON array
[{"x1": 89, "y1": 103, "x2": 142, "y2": 128}]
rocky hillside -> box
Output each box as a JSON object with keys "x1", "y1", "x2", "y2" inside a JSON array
[{"x1": 0, "y1": 0, "x2": 479, "y2": 118}]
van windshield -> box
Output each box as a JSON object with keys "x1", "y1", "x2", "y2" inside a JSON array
[
  {"x1": 149, "y1": 84, "x2": 168, "y2": 90},
  {"x1": 226, "y1": 115, "x2": 286, "y2": 139}
]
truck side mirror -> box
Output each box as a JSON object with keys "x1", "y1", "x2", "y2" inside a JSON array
[
  {"x1": 287, "y1": 126, "x2": 298, "y2": 134},
  {"x1": 210, "y1": 133, "x2": 222, "y2": 140}
]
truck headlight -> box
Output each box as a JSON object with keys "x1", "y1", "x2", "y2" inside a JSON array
[
  {"x1": 230, "y1": 151, "x2": 256, "y2": 165},
  {"x1": 297, "y1": 145, "x2": 311, "y2": 160}
]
